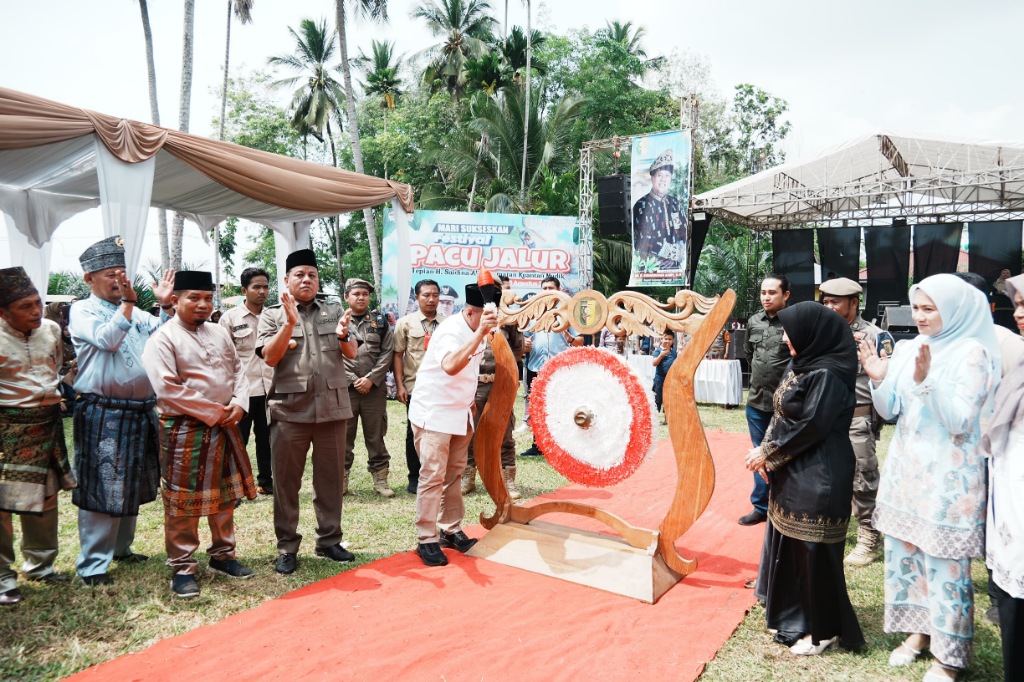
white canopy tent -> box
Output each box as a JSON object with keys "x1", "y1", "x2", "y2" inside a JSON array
[
  {"x1": 693, "y1": 132, "x2": 1024, "y2": 229},
  {"x1": 0, "y1": 87, "x2": 415, "y2": 299}
]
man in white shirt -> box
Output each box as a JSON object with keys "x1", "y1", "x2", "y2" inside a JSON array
[
  {"x1": 408, "y1": 283, "x2": 499, "y2": 566},
  {"x1": 219, "y1": 268, "x2": 274, "y2": 495}
]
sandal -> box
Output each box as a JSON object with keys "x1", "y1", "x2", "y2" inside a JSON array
[
  {"x1": 790, "y1": 635, "x2": 837, "y2": 656},
  {"x1": 889, "y1": 641, "x2": 923, "y2": 667},
  {"x1": 923, "y1": 662, "x2": 960, "y2": 681}
]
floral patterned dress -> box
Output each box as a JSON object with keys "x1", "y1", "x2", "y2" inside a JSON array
[{"x1": 871, "y1": 340, "x2": 995, "y2": 669}]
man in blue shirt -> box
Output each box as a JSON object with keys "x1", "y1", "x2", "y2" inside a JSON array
[{"x1": 520, "y1": 276, "x2": 583, "y2": 457}]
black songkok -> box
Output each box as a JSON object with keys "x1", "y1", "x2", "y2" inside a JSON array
[
  {"x1": 174, "y1": 270, "x2": 215, "y2": 292},
  {"x1": 286, "y1": 249, "x2": 318, "y2": 272}
]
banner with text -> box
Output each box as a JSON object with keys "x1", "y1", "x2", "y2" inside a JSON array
[
  {"x1": 381, "y1": 209, "x2": 584, "y2": 322},
  {"x1": 629, "y1": 129, "x2": 691, "y2": 287}
]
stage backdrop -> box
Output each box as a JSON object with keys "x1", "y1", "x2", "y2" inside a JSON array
[
  {"x1": 771, "y1": 229, "x2": 816, "y2": 304},
  {"x1": 381, "y1": 209, "x2": 585, "y2": 320},
  {"x1": 630, "y1": 130, "x2": 691, "y2": 287}
]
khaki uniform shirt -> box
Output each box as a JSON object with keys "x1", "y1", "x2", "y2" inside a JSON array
[
  {"x1": 256, "y1": 299, "x2": 353, "y2": 424},
  {"x1": 745, "y1": 310, "x2": 791, "y2": 412},
  {"x1": 393, "y1": 311, "x2": 445, "y2": 395},
  {"x1": 850, "y1": 315, "x2": 894, "y2": 407},
  {"x1": 344, "y1": 311, "x2": 394, "y2": 386},
  {"x1": 219, "y1": 304, "x2": 274, "y2": 397}
]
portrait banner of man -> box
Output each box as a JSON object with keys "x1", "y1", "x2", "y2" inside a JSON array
[{"x1": 629, "y1": 130, "x2": 692, "y2": 288}]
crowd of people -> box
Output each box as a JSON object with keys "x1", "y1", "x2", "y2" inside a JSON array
[
  {"x1": 741, "y1": 271, "x2": 1023, "y2": 681},
  {"x1": 3, "y1": 236, "x2": 1022, "y2": 679}
]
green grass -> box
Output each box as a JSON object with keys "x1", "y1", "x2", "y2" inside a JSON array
[{"x1": 0, "y1": 399, "x2": 1005, "y2": 681}]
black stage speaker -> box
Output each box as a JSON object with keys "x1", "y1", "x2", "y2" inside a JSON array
[{"x1": 597, "y1": 174, "x2": 630, "y2": 236}]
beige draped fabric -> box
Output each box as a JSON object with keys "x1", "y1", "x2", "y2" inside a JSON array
[{"x1": 0, "y1": 87, "x2": 414, "y2": 214}]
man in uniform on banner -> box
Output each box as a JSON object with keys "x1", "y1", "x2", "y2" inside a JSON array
[
  {"x1": 257, "y1": 249, "x2": 358, "y2": 575},
  {"x1": 342, "y1": 278, "x2": 395, "y2": 498},
  {"x1": 632, "y1": 149, "x2": 687, "y2": 270},
  {"x1": 520, "y1": 276, "x2": 584, "y2": 458},
  {"x1": 69, "y1": 237, "x2": 173, "y2": 586},
  {"x1": 819, "y1": 277, "x2": 894, "y2": 566},
  {"x1": 394, "y1": 279, "x2": 444, "y2": 494},
  {"x1": 739, "y1": 273, "x2": 791, "y2": 526},
  {"x1": 219, "y1": 267, "x2": 275, "y2": 496},
  {"x1": 0, "y1": 268, "x2": 77, "y2": 605},
  {"x1": 438, "y1": 285, "x2": 459, "y2": 318},
  {"x1": 142, "y1": 270, "x2": 256, "y2": 598},
  {"x1": 409, "y1": 283, "x2": 499, "y2": 567}
]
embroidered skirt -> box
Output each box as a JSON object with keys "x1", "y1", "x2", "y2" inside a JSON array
[{"x1": 0, "y1": 404, "x2": 75, "y2": 514}]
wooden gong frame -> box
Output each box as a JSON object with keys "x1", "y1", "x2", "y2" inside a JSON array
[{"x1": 467, "y1": 287, "x2": 736, "y2": 603}]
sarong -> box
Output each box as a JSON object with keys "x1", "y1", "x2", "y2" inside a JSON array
[
  {"x1": 72, "y1": 393, "x2": 160, "y2": 517},
  {"x1": 0, "y1": 404, "x2": 75, "y2": 514},
  {"x1": 160, "y1": 415, "x2": 257, "y2": 517}
]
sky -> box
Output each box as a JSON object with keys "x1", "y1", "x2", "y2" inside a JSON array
[{"x1": 1, "y1": 0, "x2": 1021, "y2": 279}]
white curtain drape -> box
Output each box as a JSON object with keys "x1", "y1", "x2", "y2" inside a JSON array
[
  {"x1": 391, "y1": 198, "x2": 413, "y2": 314},
  {"x1": 3, "y1": 217, "x2": 53, "y2": 296},
  {"x1": 260, "y1": 220, "x2": 312, "y2": 289},
  {"x1": 94, "y1": 139, "x2": 154, "y2": 277}
]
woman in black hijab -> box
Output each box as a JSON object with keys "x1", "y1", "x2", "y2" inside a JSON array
[{"x1": 745, "y1": 301, "x2": 865, "y2": 655}]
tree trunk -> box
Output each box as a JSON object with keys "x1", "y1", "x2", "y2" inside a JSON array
[
  {"x1": 215, "y1": 0, "x2": 234, "y2": 304},
  {"x1": 336, "y1": 0, "x2": 382, "y2": 293},
  {"x1": 326, "y1": 118, "x2": 343, "y2": 290},
  {"x1": 468, "y1": 133, "x2": 488, "y2": 211},
  {"x1": 519, "y1": 0, "x2": 531, "y2": 200},
  {"x1": 137, "y1": 0, "x2": 170, "y2": 271},
  {"x1": 172, "y1": 0, "x2": 196, "y2": 271}
]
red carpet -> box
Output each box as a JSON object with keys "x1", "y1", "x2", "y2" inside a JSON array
[{"x1": 70, "y1": 430, "x2": 762, "y2": 682}]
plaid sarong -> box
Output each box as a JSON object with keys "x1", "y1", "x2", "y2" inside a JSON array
[
  {"x1": 159, "y1": 415, "x2": 256, "y2": 518},
  {"x1": 0, "y1": 404, "x2": 76, "y2": 514},
  {"x1": 72, "y1": 393, "x2": 161, "y2": 517}
]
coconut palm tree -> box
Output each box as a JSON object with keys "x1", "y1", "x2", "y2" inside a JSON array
[
  {"x1": 268, "y1": 18, "x2": 346, "y2": 168},
  {"x1": 335, "y1": 0, "x2": 390, "y2": 293},
  {"x1": 519, "y1": 0, "x2": 531, "y2": 200},
  {"x1": 603, "y1": 20, "x2": 647, "y2": 58},
  {"x1": 356, "y1": 40, "x2": 404, "y2": 113},
  {"x1": 412, "y1": 0, "x2": 496, "y2": 99},
  {"x1": 499, "y1": 25, "x2": 545, "y2": 83},
  {"x1": 170, "y1": 0, "x2": 196, "y2": 270},
  {"x1": 217, "y1": 1, "x2": 254, "y2": 142},
  {"x1": 135, "y1": 0, "x2": 169, "y2": 270}
]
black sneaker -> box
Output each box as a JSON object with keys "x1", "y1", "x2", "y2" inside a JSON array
[
  {"x1": 0, "y1": 588, "x2": 25, "y2": 606},
  {"x1": 406, "y1": 480, "x2": 418, "y2": 494},
  {"x1": 113, "y1": 552, "x2": 149, "y2": 564},
  {"x1": 28, "y1": 572, "x2": 70, "y2": 584},
  {"x1": 275, "y1": 553, "x2": 297, "y2": 575},
  {"x1": 208, "y1": 558, "x2": 254, "y2": 579},
  {"x1": 81, "y1": 573, "x2": 114, "y2": 587},
  {"x1": 519, "y1": 447, "x2": 543, "y2": 458},
  {"x1": 439, "y1": 530, "x2": 477, "y2": 553},
  {"x1": 171, "y1": 574, "x2": 200, "y2": 598},
  {"x1": 738, "y1": 510, "x2": 767, "y2": 526},
  {"x1": 315, "y1": 544, "x2": 355, "y2": 563},
  {"x1": 416, "y1": 542, "x2": 448, "y2": 567}
]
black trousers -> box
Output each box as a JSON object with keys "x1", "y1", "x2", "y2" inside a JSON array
[
  {"x1": 404, "y1": 398, "x2": 420, "y2": 486},
  {"x1": 239, "y1": 395, "x2": 272, "y2": 489},
  {"x1": 992, "y1": 581, "x2": 1024, "y2": 682},
  {"x1": 526, "y1": 369, "x2": 539, "y2": 450}
]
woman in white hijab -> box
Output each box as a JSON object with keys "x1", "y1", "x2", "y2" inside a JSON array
[
  {"x1": 982, "y1": 273, "x2": 1024, "y2": 682},
  {"x1": 859, "y1": 274, "x2": 999, "y2": 682}
]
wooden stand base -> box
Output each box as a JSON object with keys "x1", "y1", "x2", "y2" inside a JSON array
[{"x1": 467, "y1": 520, "x2": 682, "y2": 604}]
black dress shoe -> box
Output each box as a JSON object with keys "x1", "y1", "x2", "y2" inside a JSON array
[
  {"x1": 738, "y1": 510, "x2": 767, "y2": 526},
  {"x1": 275, "y1": 553, "x2": 297, "y2": 575},
  {"x1": 81, "y1": 573, "x2": 114, "y2": 586},
  {"x1": 0, "y1": 588, "x2": 25, "y2": 605},
  {"x1": 315, "y1": 544, "x2": 355, "y2": 563},
  {"x1": 113, "y1": 552, "x2": 149, "y2": 564},
  {"x1": 519, "y1": 446, "x2": 543, "y2": 458},
  {"x1": 439, "y1": 530, "x2": 477, "y2": 553},
  {"x1": 416, "y1": 543, "x2": 448, "y2": 567},
  {"x1": 29, "y1": 572, "x2": 70, "y2": 584},
  {"x1": 406, "y1": 481, "x2": 418, "y2": 494}
]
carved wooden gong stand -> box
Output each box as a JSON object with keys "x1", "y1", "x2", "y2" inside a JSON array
[{"x1": 468, "y1": 287, "x2": 736, "y2": 603}]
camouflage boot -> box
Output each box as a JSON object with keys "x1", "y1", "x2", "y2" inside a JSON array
[
  {"x1": 342, "y1": 469, "x2": 350, "y2": 497},
  {"x1": 844, "y1": 525, "x2": 881, "y2": 567},
  {"x1": 503, "y1": 466, "x2": 521, "y2": 501},
  {"x1": 371, "y1": 468, "x2": 395, "y2": 498},
  {"x1": 461, "y1": 466, "x2": 477, "y2": 494}
]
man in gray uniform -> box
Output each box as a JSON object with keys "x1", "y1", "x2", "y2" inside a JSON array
[
  {"x1": 342, "y1": 278, "x2": 395, "y2": 498},
  {"x1": 256, "y1": 249, "x2": 358, "y2": 575},
  {"x1": 819, "y1": 277, "x2": 894, "y2": 566}
]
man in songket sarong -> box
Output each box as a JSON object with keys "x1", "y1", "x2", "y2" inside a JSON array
[
  {"x1": 142, "y1": 270, "x2": 256, "y2": 598},
  {"x1": 0, "y1": 267, "x2": 77, "y2": 605},
  {"x1": 69, "y1": 236, "x2": 174, "y2": 587}
]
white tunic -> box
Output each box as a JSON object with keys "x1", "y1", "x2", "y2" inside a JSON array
[
  {"x1": 408, "y1": 312, "x2": 484, "y2": 436},
  {"x1": 988, "y1": 416, "x2": 1024, "y2": 598}
]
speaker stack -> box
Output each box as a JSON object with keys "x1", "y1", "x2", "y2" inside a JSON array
[{"x1": 596, "y1": 174, "x2": 630, "y2": 236}]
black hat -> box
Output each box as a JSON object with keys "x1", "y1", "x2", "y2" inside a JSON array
[
  {"x1": 174, "y1": 270, "x2": 215, "y2": 292},
  {"x1": 464, "y1": 283, "x2": 502, "y2": 308},
  {"x1": 79, "y1": 236, "x2": 127, "y2": 273},
  {"x1": 0, "y1": 266, "x2": 39, "y2": 307},
  {"x1": 286, "y1": 249, "x2": 318, "y2": 272}
]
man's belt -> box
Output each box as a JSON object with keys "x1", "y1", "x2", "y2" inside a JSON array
[
  {"x1": 478, "y1": 373, "x2": 496, "y2": 384},
  {"x1": 853, "y1": 405, "x2": 873, "y2": 418}
]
